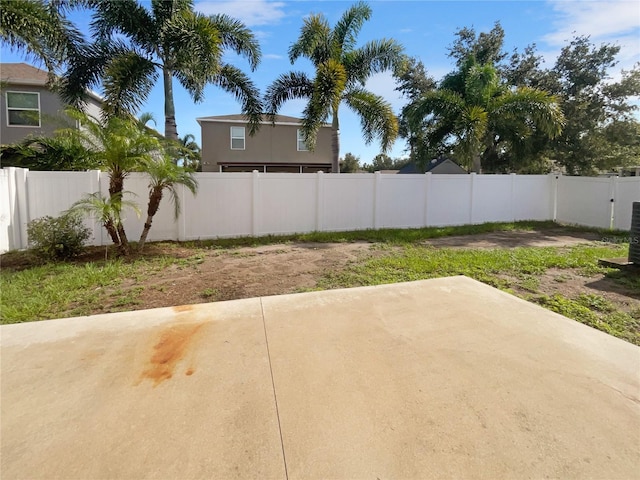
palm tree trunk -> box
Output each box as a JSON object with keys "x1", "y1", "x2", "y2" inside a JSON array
[
  {"x1": 117, "y1": 223, "x2": 130, "y2": 256},
  {"x1": 163, "y1": 67, "x2": 179, "y2": 142},
  {"x1": 109, "y1": 171, "x2": 124, "y2": 197},
  {"x1": 104, "y1": 218, "x2": 120, "y2": 246},
  {"x1": 331, "y1": 114, "x2": 340, "y2": 173},
  {"x1": 108, "y1": 171, "x2": 128, "y2": 253},
  {"x1": 138, "y1": 187, "x2": 163, "y2": 252}
]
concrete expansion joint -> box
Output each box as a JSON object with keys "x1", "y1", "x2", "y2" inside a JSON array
[{"x1": 260, "y1": 297, "x2": 289, "y2": 480}]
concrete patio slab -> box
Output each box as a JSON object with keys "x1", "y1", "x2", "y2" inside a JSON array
[
  {"x1": 2, "y1": 276, "x2": 639, "y2": 479},
  {"x1": 1, "y1": 299, "x2": 286, "y2": 480},
  {"x1": 262, "y1": 277, "x2": 640, "y2": 479}
]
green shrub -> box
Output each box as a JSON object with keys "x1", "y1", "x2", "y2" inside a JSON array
[{"x1": 27, "y1": 213, "x2": 91, "y2": 260}]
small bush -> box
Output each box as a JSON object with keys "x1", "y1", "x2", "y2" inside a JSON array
[{"x1": 27, "y1": 213, "x2": 91, "y2": 261}]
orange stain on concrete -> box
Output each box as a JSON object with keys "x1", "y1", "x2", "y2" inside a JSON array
[
  {"x1": 172, "y1": 304, "x2": 194, "y2": 313},
  {"x1": 139, "y1": 322, "x2": 204, "y2": 386}
]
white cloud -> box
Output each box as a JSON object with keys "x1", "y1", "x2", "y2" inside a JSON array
[
  {"x1": 544, "y1": 0, "x2": 640, "y2": 45},
  {"x1": 543, "y1": 0, "x2": 640, "y2": 79},
  {"x1": 264, "y1": 53, "x2": 284, "y2": 60},
  {"x1": 194, "y1": 0, "x2": 287, "y2": 26}
]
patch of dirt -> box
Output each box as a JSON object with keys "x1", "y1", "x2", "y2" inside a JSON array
[
  {"x1": 133, "y1": 242, "x2": 379, "y2": 309},
  {"x1": 423, "y1": 229, "x2": 603, "y2": 249},
  {"x1": 506, "y1": 268, "x2": 640, "y2": 314}
]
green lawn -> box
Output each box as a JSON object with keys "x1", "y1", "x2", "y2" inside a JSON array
[
  {"x1": 315, "y1": 243, "x2": 639, "y2": 345},
  {"x1": 1, "y1": 221, "x2": 638, "y2": 345}
]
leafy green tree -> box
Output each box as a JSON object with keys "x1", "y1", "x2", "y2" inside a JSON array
[
  {"x1": 339, "y1": 152, "x2": 361, "y2": 172},
  {"x1": 447, "y1": 22, "x2": 507, "y2": 68},
  {"x1": 139, "y1": 157, "x2": 197, "y2": 252},
  {"x1": 60, "y1": 0, "x2": 262, "y2": 140},
  {"x1": 265, "y1": 1, "x2": 404, "y2": 173},
  {"x1": 406, "y1": 59, "x2": 564, "y2": 173},
  {"x1": 506, "y1": 36, "x2": 640, "y2": 174},
  {"x1": 362, "y1": 153, "x2": 409, "y2": 172},
  {"x1": 394, "y1": 56, "x2": 436, "y2": 167},
  {"x1": 0, "y1": 0, "x2": 82, "y2": 72}
]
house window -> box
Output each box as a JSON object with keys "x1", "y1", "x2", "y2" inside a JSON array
[
  {"x1": 297, "y1": 129, "x2": 309, "y2": 151},
  {"x1": 6, "y1": 91, "x2": 40, "y2": 127},
  {"x1": 230, "y1": 126, "x2": 245, "y2": 150}
]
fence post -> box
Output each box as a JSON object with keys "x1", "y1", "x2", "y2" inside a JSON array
[
  {"x1": 510, "y1": 173, "x2": 517, "y2": 222},
  {"x1": 178, "y1": 183, "x2": 186, "y2": 242},
  {"x1": 423, "y1": 172, "x2": 432, "y2": 227},
  {"x1": 609, "y1": 175, "x2": 617, "y2": 230},
  {"x1": 88, "y1": 169, "x2": 103, "y2": 246},
  {"x1": 252, "y1": 170, "x2": 260, "y2": 236},
  {"x1": 316, "y1": 171, "x2": 324, "y2": 232},
  {"x1": 14, "y1": 168, "x2": 30, "y2": 248},
  {"x1": 373, "y1": 171, "x2": 381, "y2": 229},
  {"x1": 469, "y1": 172, "x2": 476, "y2": 224},
  {"x1": 551, "y1": 173, "x2": 559, "y2": 222},
  {"x1": 6, "y1": 167, "x2": 19, "y2": 250}
]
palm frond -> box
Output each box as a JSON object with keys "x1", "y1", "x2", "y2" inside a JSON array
[
  {"x1": 288, "y1": 13, "x2": 331, "y2": 65},
  {"x1": 168, "y1": 10, "x2": 222, "y2": 102},
  {"x1": 209, "y1": 13, "x2": 261, "y2": 70},
  {"x1": 405, "y1": 89, "x2": 465, "y2": 129},
  {"x1": 90, "y1": 0, "x2": 156, "y2": 47},
  {"x1": 316, "y1": 59, "x2": 347, "y2": 111},
  {"x1": 264, "y1": 71, "x2": 314, "y2": 118},
  {"x1": 102, "y1": 50, "x2": 158, "y2": 118},
  {"x1": 151, "y1": 0, "x2": 192, "y2": 27},
  {"x1": 344, "y1": 38, "x2": 404, "y2": 84},
  {"x1": 343, "y1": 87, "x2": 398, "y2": 151},
  {"x1": 0, "y1": 0, "x2": 81, "y2": 71},
  {"x1": 68, "y1": 191, "x2": 140, "y2": 226},
  {"x1": 299, "y1": 59, "x2": 347, "y2": 149},
  {"x1": 145, "y1": 157, "x2": 198, "y2": 218},
  {"x1": 491, "y1": 87, "x2": 565, "y2": 138},
  {"x1": 211, "y1": 64, "x2": 263, "y2": 135},
  {"x1": 330, "y1": 1, "x2": 371, "y2": 54},
  {"x1": 464, "y1": 63, "x2": 500, "y2": 106}
]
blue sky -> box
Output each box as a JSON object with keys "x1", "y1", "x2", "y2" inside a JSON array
[{"x1": 1, "y1": 0, "x2": 639, "y2": 163}]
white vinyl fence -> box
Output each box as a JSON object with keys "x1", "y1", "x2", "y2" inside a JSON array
[{"x1": 1, "y1": 167, "x2": 639, "y2": 253}]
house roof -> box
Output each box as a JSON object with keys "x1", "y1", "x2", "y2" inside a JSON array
[
  {"x1": 397, "y1": 157, "x2": 467, "y2": 174},
  {"x1": 425, "y1": 157, "x2": 466, "y2": 173},
  {"x1": 0, "y1": 63, "x2": 49, "y2": 85},
  {"x1": 197, "y1": 114, "x2": 331, "y2": 127},
  {"x1": 398, "y1": 162, "x2": 420, "y2": 174},
  {"x1": 0, "y1": 62, "x2": 103, "y2": 103}
]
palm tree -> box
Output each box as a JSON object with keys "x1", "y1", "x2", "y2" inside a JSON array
[
  {"x1": 60, "y1": 0, "x2": 262, "y2": 141},
  {"x1": 68, "y1": 191, "x2": 140, "y2": 257},
  {"x1": 406, "y1": 60, "x2": 564, "y2": 173},
  {"x1": 178, "y1": 133, "x2": 202, "y2": 171},
  {"x1": 64, "y1": 108, "x2": 163, "y2": 254},
  {"x1": 264, "y1": 1, "x2": 404, "y2": 173},
  {"x1": 138, "y1": 156, "x2": 197, "y2": 252},
  {"x1": 0, "y1": 0, "x2": 82, "y2": 72}
]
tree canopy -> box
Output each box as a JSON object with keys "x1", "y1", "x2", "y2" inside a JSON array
[
  {"x1": 60, "y1": 0, "x2": 262, "y2": 141},
  {"x1": 0, "y1": 0, "x2": 82, "y2": 72},
  {"x1": 264, "y1": 1, "x2": 404, "y2": 172},
  {"x1": 405, "y1": 58, "x2": 564, "y2": 173}
]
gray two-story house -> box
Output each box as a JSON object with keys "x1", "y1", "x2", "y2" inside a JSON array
[
  {"x1": 1, "y1": 63, "x2": 102, "y2": 145},
  {"x1": 197, "y1": 114, "x2": 333, "y2": 173}
]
